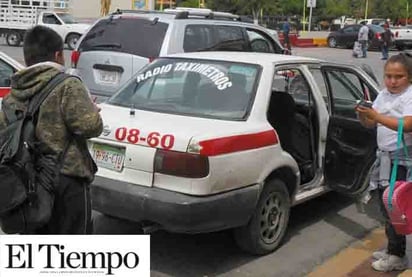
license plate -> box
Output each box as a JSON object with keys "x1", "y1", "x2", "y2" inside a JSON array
[
  {"x1": 90, "y1": 143, "x2": 125, "y2": 172},
  {"x1": 96, "y1": 70, "x2": 120, "y2": 85}
]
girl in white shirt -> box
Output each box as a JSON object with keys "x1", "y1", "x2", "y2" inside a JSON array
[{"x1": 357, "y1": 53, "x2": 412, "y2": 272}]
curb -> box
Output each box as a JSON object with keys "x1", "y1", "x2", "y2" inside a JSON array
[
  {"x1": 280, "y1": 37, "x2": 327, "y2": 48},
  {"x1": 308, "y1": 228, "x2": 387, "y2": 276}
]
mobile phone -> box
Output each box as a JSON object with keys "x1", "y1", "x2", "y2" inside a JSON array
[{"x1": 357, "y1": 100, "x2": 373, "y2": 108}]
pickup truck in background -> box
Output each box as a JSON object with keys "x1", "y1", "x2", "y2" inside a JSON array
[
  {"x1": 0, "y1": 0, "x2": 90, "y2": 49},
  {"x1": 392, "y1": 26, "x2": 412, "y2": 50}
]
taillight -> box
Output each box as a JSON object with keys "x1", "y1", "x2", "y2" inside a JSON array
[
  {"x1": 396, "y1": 31, "x2": 399, "y2": 38},
  {"x1": 154, "y1": 149, "x2": 209, "y2": 178},
  {"x1": 71, "y1": 50, "x2": 80, "y2": 68},
  {"x1": 148, "y1": 56, "x2": 157, "y2": 63},
  {"x1": 375, "y1": 33, "x2": 381, "y2": 39}
]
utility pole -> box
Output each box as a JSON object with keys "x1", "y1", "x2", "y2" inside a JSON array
[
  {"x1": 364, "y1": 0, "x2": 368, "y2": 19},
  {"x1": 302, "y1": 0, "x2": 306, "y2": 32}
]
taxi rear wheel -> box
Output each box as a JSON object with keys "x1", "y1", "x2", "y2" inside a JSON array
[{"x1": 234, "y1": 178, "x2": 290, "y2": 255}]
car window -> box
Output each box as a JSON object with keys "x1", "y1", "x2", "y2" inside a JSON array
[
  {"x1": 0, "y1": 59, "x2": 13, "y2": 87},
  {"x1": 108, "y1": 58, "x2": 260, "y2": 120},
  {"x1": 43, "y1": 13, "x2": 61, "y2": 25},
  {"x1": 246, "y1": 29, "x2": 275, "y2": 53},
  {"x1": 214, "y1": 26, "x2": 248, "y2": 51},
  {"x1": 78, "y1": 17, "x2": 169, "y2": 58},
  {"x1": 272, "y1": 68, "x2": 312, "y2": 103},
  {"x1": 308, "y1": 67, "x2": 329, "y2": 110},
  {"x1": 343, "y1": 26, "x2": 354, "y2": 33},
  {"x1": 323, "y1": 69, "x2": 366, "y2": 118},
  {"x1": 183, "y1": 25, "x2": 215, "y2": 52}
]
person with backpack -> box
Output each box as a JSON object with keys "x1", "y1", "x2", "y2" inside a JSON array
[
  {"x1": 0, "y1": 26, "x2": 103, "y2": 234},
  {"x1": 356, "y1": 53, "x2": 412, "y2": 272}
]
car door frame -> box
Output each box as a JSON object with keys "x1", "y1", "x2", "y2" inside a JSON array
[
  {"x1": 0, "y1": 53, "x2": 23, "y2": 97},
  {"x1": 320, "y1": 63, "x2": 380, "y2": 195}
]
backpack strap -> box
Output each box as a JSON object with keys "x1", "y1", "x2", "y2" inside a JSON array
[{"x1": 26, "y1": 72, "x2": 72, "y2": 117}]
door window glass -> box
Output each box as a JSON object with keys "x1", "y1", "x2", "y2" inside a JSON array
[
  {"x1": 246, "y1": 29, "x2": 274, "y2": 53},
  {"x1": 183, "y1": 25, "x2": 214, "y2": 52},
  {"x1": 43, "y1": 14, "x2": 61, "y2": 25},
  {"x1": 0, "y1": 60, "x2": 13, "y2": 87},
  {"x1": 214, "y1": 26, "x2": 247, "y2": 51},
  {"x1": 308, "y1": 67, "x2": 329, "y2": 110},
  {"x1": 324, "y1": 69, "x2": 366, "y2": 118}
]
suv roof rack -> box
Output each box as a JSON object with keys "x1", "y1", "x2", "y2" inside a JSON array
[
  {"x1": 111, "y1": 8, "x2": 242, "y2": 21},
  {"x1": 164, "y1": 7, "x2": 241, "y2": 21}
]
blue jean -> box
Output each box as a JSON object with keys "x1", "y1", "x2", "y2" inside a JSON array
[
  {"x1": 359, "y1": 40, "x2": 368, "y2": 57},
  {"x1": 382, "y1": 44, "x2": 389, "y2": 59}
]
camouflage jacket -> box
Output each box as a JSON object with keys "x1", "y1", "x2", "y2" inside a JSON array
[{"x1": 0, "y1": 63, "x2": 103, "y2": 182}]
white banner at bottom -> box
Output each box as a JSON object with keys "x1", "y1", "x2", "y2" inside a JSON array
[{"x1": 0, "y1": 235, "x2": 150, "y2": 277}]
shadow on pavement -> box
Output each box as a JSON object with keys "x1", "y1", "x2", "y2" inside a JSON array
[{"x1": 93, "y1": 191, "x2": 377, "y2": 277}]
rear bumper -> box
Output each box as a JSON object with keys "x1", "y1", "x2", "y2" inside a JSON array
[{"x1": 91, "y1": 176, "x2": 261, "y2": 233}]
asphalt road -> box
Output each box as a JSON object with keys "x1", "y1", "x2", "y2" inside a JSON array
[{"x1": 0, "y1": 42, "x2": 399, "y2": 276}]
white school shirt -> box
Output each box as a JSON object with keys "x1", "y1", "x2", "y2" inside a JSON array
[{"x1": 372, "y1": 85, "x2": 412, "y2": 151}]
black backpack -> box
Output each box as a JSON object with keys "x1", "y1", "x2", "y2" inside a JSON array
[{"x1": 0, "y1": 72, "x2": 71, "y2": 234}]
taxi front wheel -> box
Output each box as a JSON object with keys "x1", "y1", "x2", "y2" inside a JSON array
[{"x1": 234, "y1": 178, "x2": 290, "y2": 255}]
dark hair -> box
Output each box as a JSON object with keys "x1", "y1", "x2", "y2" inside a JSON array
[
  {"x1": 23, "y1": 26, "x2": 63, "y2": 66},
  {"x1": 385, "y1": 53, "x2": 412, "y2": 79}
]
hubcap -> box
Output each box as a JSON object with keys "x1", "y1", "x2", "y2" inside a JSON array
[
  {"x1": 329, "y1": 38, "x2": 336, "y2": 47},
  {"x1": 8, "y1": 34, "x2": 18, "y2": 44},
  {"x1": 259, "y1": 193, "x2": 284, "y2": 244},
  {"x1": 69, "y1": 37, "x2": 78, "y2": 49}
]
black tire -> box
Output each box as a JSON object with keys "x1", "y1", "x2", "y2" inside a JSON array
[
  {"x1": 66, "y1": 33, "x2": 80, "y2": 50},
  {"x1": 6, "y1": 31, "x2": 22, "y2": 47},
  {"x1": 328, "y1": 37, "x2": 337, "y2": 48},
  {"x1": 234, "y1": 178, "x2": 291, "y2": 255}
]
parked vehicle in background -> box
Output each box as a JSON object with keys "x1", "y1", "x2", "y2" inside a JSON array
[
  {"x1": 89, "y1": 51, "x2": 380, "y2": 255},
  {"x1": 392, "y1": 26, "x2": 412, "y2": 50},
  {"x1": 358, "y1": 18, "x2": 386, "y2": 26},
  {"x1": 327, "y1": 24, "x2": 392, "y2": 50},
  {"x1": 0, "y1": 51, "x2": 23, "y2": 100},
  {"x1": 71, "y1": 8, "x2": 287, "y2": 102},
  {"x1": 0, "y1": 0, "x2": 90, "y2": 49}
]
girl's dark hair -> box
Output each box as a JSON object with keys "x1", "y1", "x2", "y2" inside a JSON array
[
  {"x1": 385, "y1": 53, "x2": 412, "y2": 79},
  {"x1": 23, "y1": 26, "x2": 63, "y2": 66}
]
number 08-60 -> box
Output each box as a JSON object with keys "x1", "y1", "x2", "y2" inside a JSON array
[{"x1": 115, "y1": 127, "x2": 175, "y2": 150}]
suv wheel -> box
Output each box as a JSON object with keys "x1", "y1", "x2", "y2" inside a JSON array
[
  {"x1": 67, "y1": 34, "x2": 80, "y2": 50},
  {"x1": 327, "y1": 37, "x2": 337, "y2": 48},
  {"x1": 234, "y1": 178, "x2": 290, "y2": 255}
]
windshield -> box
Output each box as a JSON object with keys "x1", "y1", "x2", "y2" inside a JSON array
[
  {"x1": 108, "y1": 58, "x2": 261, "y2": 120},
  {"x1": 78, "y1": 17, "x2": 168, "y2": 58},
  {"x1": 57, "y1": 13, "x2": 77, "y2": 24},
  {"x1": 368, "y1": 24, "x2": 384, "y2": 33}
]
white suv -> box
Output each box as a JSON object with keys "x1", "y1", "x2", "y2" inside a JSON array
[{"x1": 71, "y1": 8, "x2": 286, "y2": 102}]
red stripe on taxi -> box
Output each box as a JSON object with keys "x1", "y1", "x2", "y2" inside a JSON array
[
  {"x1": 199, "y1": 130, "x2": 278, "y2": 156},
  {"x1": 0, "y1": 87, "x2": 11, "y2": 97}
]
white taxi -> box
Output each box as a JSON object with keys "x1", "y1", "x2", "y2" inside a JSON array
[{"x1": 90, "y1": 52, "x2": 380, "y2": 255}]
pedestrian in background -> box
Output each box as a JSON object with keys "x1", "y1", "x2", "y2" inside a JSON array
[
  {"x1": 0, "y1": 26, "x2": 103, "y2": 234},
  {"x1": 282, "y1": 18, "x2": 291, "y2": 50},
  {"x1": 381, "y1": 24, "x2": 392, "y2": 60},
  {"x1": 358, "y1": 22, "x2": 369, "y2": 58},
  {"x1": 356, "y1": 53, "x2": 412, "y2": 272}
]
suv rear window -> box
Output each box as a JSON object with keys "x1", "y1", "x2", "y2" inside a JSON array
[
  {"x1": 78, "y1": 17, "x2": 168, "y2": 58},
  {"x1": 108, "y1": 58, "x2": 260, "y2": 120}
]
